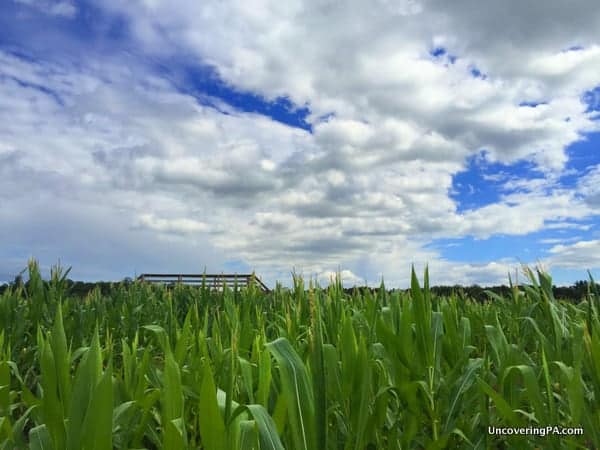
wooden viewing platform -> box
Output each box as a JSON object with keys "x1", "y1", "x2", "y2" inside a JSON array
[{"x1": 137, "y1": 273, "x2": 270, "y2": 293}]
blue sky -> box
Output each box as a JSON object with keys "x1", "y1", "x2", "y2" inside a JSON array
[{"x1": 1, "y1": 0, "x2": 599, "y2": 287}]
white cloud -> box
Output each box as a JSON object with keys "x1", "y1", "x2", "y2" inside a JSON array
[
  {"x1": 578, "y1": 164, "x2": 600, "y2": 208},
  {"x1": 539, "y1": 237, "x2": 580, "y2": 245},
  {"x1": 3, "y1": 0, "x2": 600, "y2": 285},
  {"x1": 137, "y1": 214, "x2": 210, "y2": 235},
  {"x1": 14, "y1": 0, "x2": 77, "y2": 17},
  {"x1": 546, "y1": 240, "x2": 600, "y2": 269},
  {"x1": 316, "y1": 269, "x2": 363, "y2": 287},
  {"x1": 457, "y1": 190, "x2": 592, "y2": 239},
  {"x1": 98, "y1": 0, "x2": 600, "y2": 171}
]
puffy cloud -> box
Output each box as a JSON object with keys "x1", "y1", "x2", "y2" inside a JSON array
[
  {"x1": 316, "y1": 269, "x2": 363, "y2": 287},
  {"x1": 98, "y1": 0, "x2": 600, "y2": 171},
  {"x1": 457, "y1": 190, "x2": 592, "y2": 238},
  {"x1": 3, "y1": 0, "x2": 600, "y2": 285},
  {"x1": 546, "y1": 240, "x2": 600, "y2": 269}
]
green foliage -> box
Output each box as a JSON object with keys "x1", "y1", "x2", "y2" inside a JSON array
[{"x1": 0, "y1": 260, "x2": 597, "y2": 449}]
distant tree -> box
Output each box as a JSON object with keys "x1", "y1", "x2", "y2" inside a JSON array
[
  {"x1": 11, "y1": 274, "x2": 24, "y2": 288},
  {"x1": 574, "y1": 280, "x2": 589, "y2": 300}
]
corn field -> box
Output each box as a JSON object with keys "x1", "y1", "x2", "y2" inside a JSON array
[{"x1": 0, "y1": 261, "x2": 598, "y2": 449}]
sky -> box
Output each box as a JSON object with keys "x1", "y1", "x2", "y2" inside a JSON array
[{"x1": 1, "y1": 0, "x2": 599, "y2": 287}]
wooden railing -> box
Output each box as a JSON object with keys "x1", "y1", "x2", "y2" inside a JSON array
[{"x1": 136, "y1": 273, "x2": 270, "y2": 292}]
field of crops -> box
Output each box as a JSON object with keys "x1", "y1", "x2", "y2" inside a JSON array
[{"x1": 0, "y1": 261, "x2": 598, "y2": 449}]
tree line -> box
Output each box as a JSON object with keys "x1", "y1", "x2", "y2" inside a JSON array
[{"x1": 0, "y1": 276, "x2": 594, "y2": 303}]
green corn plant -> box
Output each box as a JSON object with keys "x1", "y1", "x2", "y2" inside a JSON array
[
  {"x1": 0, "y1": 263, "x2": 597, "y2": 449},
  {"x1": 267, "y1": 337, "x2": 316, "y2": 450}
]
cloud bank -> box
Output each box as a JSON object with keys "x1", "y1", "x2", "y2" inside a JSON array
[{"x1": 1, "y1": 0, "x2": 599, "y2": 285}]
